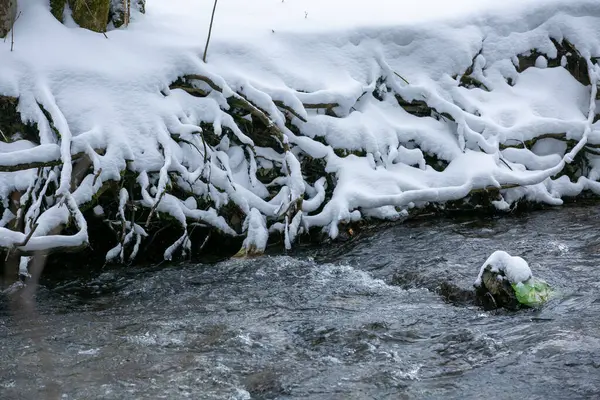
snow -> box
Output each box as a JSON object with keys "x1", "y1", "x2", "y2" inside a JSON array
[
  {"x1": 0, "y1": 143, "x2": 60, "y2": 168},
  {"x1": 475, "y1": 250, "x2": 533, "y2": 286},
  {"x1": 0, "y1": 0, "x2": 600, "y2": 259},
  {"x1": 93, "y1": 205, "x2": 104, "y2": 216},
  {"x1": 242, "y1": 208, "x2": 268, "y2": 254}
]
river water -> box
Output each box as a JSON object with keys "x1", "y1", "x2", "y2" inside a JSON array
[{"x1": 1, "y1": 206, "x2": 600, "y2": 399}]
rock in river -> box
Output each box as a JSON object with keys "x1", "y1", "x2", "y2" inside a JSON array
[{"x1": 474, "y1": 251, "x2": 551, "y2": 310}]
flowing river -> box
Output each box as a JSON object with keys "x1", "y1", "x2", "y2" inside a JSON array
[{"x1": 1, "y1": 205, "x2": 600, "y2": 399}]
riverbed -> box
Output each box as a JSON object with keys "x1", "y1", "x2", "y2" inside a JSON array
[{"x1": 1, "y1": 206, "x2": 600, "y2": 399}]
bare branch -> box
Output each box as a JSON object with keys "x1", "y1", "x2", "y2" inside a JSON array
[{"x1": 203, "y1": 0, "x2": 219, "y2": 63}]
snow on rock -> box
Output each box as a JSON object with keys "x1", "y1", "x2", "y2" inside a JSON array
[
  {"x1": 474, "y1": 250, "x2": 533, "y2": 286},
  {"x1": 1, "y1": 0, "x2": 600, "y2": 261}
]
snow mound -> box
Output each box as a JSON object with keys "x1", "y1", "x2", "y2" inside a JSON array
[{"x1": 475, "y1": 250, "x2": 533, "y2": 286}]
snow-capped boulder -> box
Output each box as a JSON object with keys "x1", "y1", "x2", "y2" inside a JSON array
[{"x1": 474, "y1": 251, "x2": 550, "y2": 310}]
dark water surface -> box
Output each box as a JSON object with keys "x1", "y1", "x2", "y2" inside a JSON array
[{"x1": 2, "y1": 206, "x2": 600, "y2": 399}]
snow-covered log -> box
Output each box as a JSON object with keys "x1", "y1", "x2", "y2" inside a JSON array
[{"x1": 1, "y1": 0, "x2": 600, "y2": 277}]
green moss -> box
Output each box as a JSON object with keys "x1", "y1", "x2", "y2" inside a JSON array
[
  {"x1": 77, "y1": 181, "x2": 114, "y2": 212},
  {"x1": 169, "y1": 77, "x2": 209, "y2": 98},
  {"x1": 333, "y1": 148, "x2": 367, "y2": 158},
  {"x1": 458, "y1": 75, "x2": 490, "y2": 92},
  {"x1": 512, "y1": 278, "x2": 551, "y2": 308},
  {"x1": 69, "y1": 0, "x2": 110, "y2": 33},
  {"x1": 395, "y1": 95, "x2": 431, "y2": 118},
  {"x1": 256, "y1": 167, "x2": 280, "y2": 185},
  {"x1": 50, "y1": 0, "x2": 67, "y2": 22}
]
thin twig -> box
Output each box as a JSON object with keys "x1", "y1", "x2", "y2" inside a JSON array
[
  {"x1": 199, "y1": 232, "x2": 211, "y2": 252},
  {"x1": 92, "y1": 167, "x2": 103, "y2": 186},
  {"x1": 498, "y1": 157, "x2": 513, "y2": 171},
  {"x1": 16, "y1": 223, "x2": 39, "y2": 247},
  {"x1": 145, "y1": 190, "x2": 166, "y2": 226},
  {"x1": 0, "y1": 127, "x2": 9, "y2": 142},
  {"x1": 393, "y1": 70, "x2": 410, "y2": 85},
  {"x1": 203, "y1": 0, "x2": 219, "y2": 63},
  {"x1": 10, "y1": 11, "x2": 21, "y2": 52}
]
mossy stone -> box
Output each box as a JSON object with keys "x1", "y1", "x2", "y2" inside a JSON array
[
  {"x1": 69, "y1": 0, "x2": 110, "y2": 33},
  {"x1": 475, "y1": 266, "x2": 520, "y2": 310},
  {"x1": 0, "y1": 0, "x2": 16, "y2": 38}
]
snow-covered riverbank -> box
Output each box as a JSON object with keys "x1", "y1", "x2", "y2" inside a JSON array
[{"x1": 1, "y1": 0, "x2": 599, "y2": 266}]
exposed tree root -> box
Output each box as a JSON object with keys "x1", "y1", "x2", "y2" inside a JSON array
[{"x1": 1, "y1": 37, "x2": 599, "y2": 282}]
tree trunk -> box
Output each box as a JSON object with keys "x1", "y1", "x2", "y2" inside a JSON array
[{"x1": 0, "y1": 0, "x2": 16, "y2": 38}]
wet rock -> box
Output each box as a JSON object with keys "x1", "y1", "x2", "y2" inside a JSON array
[
  {"x1": 474, "y1": 252, "x2": 552, "y2": 310},
  {"x1": 243, "y1": 369, "x2": 285, "y2": 399},
  {"x1": 474, "y1": 251, "x2": 534, "y2": 310},
  {"x1": 475, "y1": 266, "x2": 520, "y2": 310},
  {"x1": 439, "y1": 281, "x2": 476, "y2": 307}
]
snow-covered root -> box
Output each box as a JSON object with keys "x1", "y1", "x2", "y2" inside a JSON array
[{"x1": 1, "y1": 33, "x2": 600, "y2": 271}]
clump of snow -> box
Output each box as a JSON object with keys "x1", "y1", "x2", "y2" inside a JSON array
[
  {"x1": 93, "y1": 205, "x2": 104, "y2": 216},
  {"x1": 242, "y1": 208, "x2": 268, "y2": 254},
  {"x1": 535, "y1": 56, "x2": 548, "y2": 69},
  {"x1": 474, "y1": 250, "x2": 533, "y2": 286}
]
